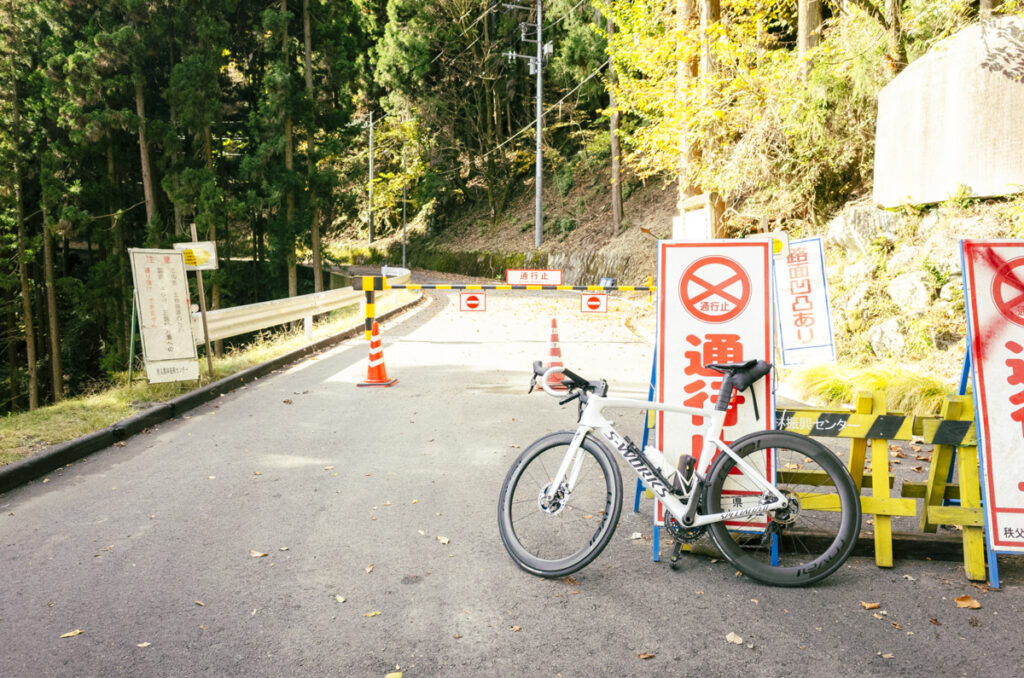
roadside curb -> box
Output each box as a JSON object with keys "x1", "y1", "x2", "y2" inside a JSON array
[{"x1": 0, "y1": 294, "x2": 424, "y2": 495}]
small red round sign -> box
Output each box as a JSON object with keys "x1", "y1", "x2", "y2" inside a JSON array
[
  {"x1": 993, "y1": 257, "x2": 1024, "y2": 327},
  {"x1": 586, "y1": 296, "x2": 602, "y2": 310},
  {"x1": 678, "y1": 255, "x2": 751, "y2": 323},
  {"x1": 465, "y1": 295, "x2": 480, "y2": 309}
]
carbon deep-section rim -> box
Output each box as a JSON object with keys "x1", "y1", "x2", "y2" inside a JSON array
[
  {"x1": 704, "y1": 431, "x2": 861, "y2": 587},
  {"x1": 498, "y1": 431, "x2": 622, "y2": 578}
]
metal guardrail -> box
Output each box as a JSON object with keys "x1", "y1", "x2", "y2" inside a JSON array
[{"x1": 190, "y1": 267, "x2": 412, "y2": 344}]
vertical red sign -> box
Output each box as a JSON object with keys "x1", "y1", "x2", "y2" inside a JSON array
[{"x1": 963, "y1": 240, "x2": 1024, "y2": 554}]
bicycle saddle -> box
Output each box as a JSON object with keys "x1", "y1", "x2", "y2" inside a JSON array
[{"x1": 704, "y1": 359, "x2": 772, "y2": 391}]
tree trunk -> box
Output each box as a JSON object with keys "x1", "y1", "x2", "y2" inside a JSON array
[
  {"x1": 134, "y1": 75, "x2": 157, "y2": 231},
  {"x1": 303, "y1": 0, "x2": 323, "y2": 293},
  {"x1": 700, "y1": 0, "x2": 722, "y2": 237},
  {"x1": 282, "y1": 0, "x2": 297, "y2": 299},
  {"x1": 108, "y1": 141, "x2": 128, "y2": 359},
  {"x1": 700, "y1": 0, "x2": 720, "y2": 78},
  {"x1": 798, "y1": 0, "x2": 822, "y2": 81},
  {"x1": 9, "y1": 5, "x2": 38, "y2": 410},
  {"x1": 15, "y1": 163, "x2": 37, "y2": 411},
  {"x1": 886, "y1": 0, "x2": 906, "y2": 72},
  {"x1": 40, "y1": 182, "x2": 63, "y2": 402},
  {"x1": 607, "y1": 15, "x2": 622, "y2": 235},
  {"x1": 677, "y1": 1, "x2": 701, "y2": 212},
  {"x1": 202, "y1": 125, "x2": 223, "y2": 356},
  {"x1": 980, "y1": 0, "x2": 1002, "y2": 18}
]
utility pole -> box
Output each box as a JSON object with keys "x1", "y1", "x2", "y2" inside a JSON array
[
  {"x1": 401, "y1": 149, "x2": 407, "y2": 268},
  {"x1": 505, "y1": 1, "x2": 552, "y2": 248}
]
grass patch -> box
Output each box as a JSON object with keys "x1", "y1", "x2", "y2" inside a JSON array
[
  {"x1": 788, "y1": 364, "x2": 957, "y2": 416},
  {"x1": 0, "y1": 290, "x2": 417, "y2": 467}
]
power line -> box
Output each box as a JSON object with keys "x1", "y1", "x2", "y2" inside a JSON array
[
  {"x1": 486, "y1": 58, "x2": 609, "y2": 158},
  {"x1": 546, "y1": 0, "x2": 587, "y2": 29}
]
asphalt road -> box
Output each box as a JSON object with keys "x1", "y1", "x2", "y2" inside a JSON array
[{"x1": 3, "y1": 290, "x2": 1023, "y2": 678}]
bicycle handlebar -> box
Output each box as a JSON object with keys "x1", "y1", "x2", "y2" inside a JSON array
[{"x1": 531, "y1": 361, "x2": 607, "y2": 399}]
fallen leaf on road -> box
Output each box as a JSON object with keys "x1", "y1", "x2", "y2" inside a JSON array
[
  {"x1": 638, "y1": 653, "x2": 656, "y2": 660},
  {"x1": 249, "y1": 550, "x2": 268, "y2": 558},
  {"x1": 861, "y1": 601, "x2": 881, "y2": 610},
  {"x1": 323, "y1": 466, "x2": 334, "y2": 471},
  {"x1": 873, "y1": 613, "x2": 884, "y2": 620},
  {"x1": 195, "y1": 601, "x2": 205, "y2": 607},
  {"x1": 510, "y1": 625, "x2": 522, "y2": 632},
  {"x1": 385, "y1": 673, "x2": 402, "y2": 678},
  {"x1": 253, "y1": 471, "x2": 262, "y2": 475},
  {"x1": 630, "y1": 532, "x2": 642, "y2": 540},
  {"x1": 726, "y1": 632, "x2": 743, "y2": 645},
  {"x1": 365, "y1": 564, "x2": 374, "y2": 573},
  {"x1": 42, "y1": 478, "x2": 50, "y2": 483},
  {"x1": 955, "y1": 595, "x2": 981, "y2": 609},
  {"x1": 892, "y1": 622, "x2": 902, "y2": 630},
  {"x1": 114, "y1": 442, "x2": 127, "y2": 447},
  {"x1": 437, "y1": 536, "x2": 450, "y2": 545},
  {"x1": 879, "y1": 652, "x2": 894, "y2": 659},
  {"x1": 364, "y1": 611, "x2": 381, "y2": 617},
  {"x1": 912, "y1": 466, "x2": 924, "y2": 473},
  {"x1": 930, "y1": 618, "x2": 941, "y2": 625},
  {"x1": 903, "y1": 575, "x2": 917, "y2": 581},
  {"x1": 335, "y1": 595, "x2": 346, "y2": 603},
  {"x1": 137, "y1": 642, "x2": 151, "y2": 648},
  {"x1": 279, "y1": 547, "x2": 289, "y2": 551},
  {"x1": 60, "y1": 630, "x2": 83, "y2": 638},
  {"x1": 282, "y1": 399, "x2": 293, "y2": 404}
]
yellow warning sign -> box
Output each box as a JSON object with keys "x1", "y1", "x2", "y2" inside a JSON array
[{"x1": 173, "y1": 241, "x2": 218, "y2": 271}]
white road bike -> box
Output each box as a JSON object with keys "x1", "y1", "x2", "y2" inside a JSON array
[{"x1": 498, "y1": 360, "x2": 861, "y2": 587}]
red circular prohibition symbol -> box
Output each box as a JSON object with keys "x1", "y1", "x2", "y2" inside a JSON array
[
  {"x1": 992, "y1": 257, "x2": 1024, "y2": 327},
  {"x1": 586, "y1": 296, "x2": 602, "y2": 310},
  {"x1": 679, "y1": 255, "x2": 751, "y2": 323},
  {"x1": 465, "y1": 295, "x2": 480, "y2": 309}
]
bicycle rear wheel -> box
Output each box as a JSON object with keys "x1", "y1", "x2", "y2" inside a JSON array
[
  {"x1": 704, "y1": 431, "x2": 860, "y2": 587},
  {"x1": 498, "y1": 431, "x2": 622, "y2": 578}
]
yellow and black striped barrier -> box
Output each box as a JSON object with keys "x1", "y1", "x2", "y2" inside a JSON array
[
  {"x1": 360, "y1": 274, "x2": 656, "y2": 340},
  {"x1": 778, "y1": 392, "x2": 985, "y2": 580},
  {"x1": 384, "y1": 282, "x2": 655, "y2": 292}
]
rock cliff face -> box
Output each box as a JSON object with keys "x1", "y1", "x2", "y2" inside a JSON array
[{"x1": 824, "y1": 203, "x2": 1017, "y2": 378}]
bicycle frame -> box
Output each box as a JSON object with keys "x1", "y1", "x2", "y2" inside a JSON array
[{"x1": 546, "y1": 392, "x2": 789, "y2": 528}]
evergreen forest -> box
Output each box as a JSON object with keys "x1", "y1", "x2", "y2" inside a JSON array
[{"x1": 1, "y1": 0, "x2": 1019, "y2": 414}]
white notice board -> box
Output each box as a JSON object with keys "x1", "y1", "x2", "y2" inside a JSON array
[
  {"x1": 773, "y1": 237, "x2": 836, "y2": 366},
  {"x1": 962, "y1": 239, "x2": 1024, "y2": 554},
  {"x1": 129, "y1": 249, "x2": 199, "y2": 383}
]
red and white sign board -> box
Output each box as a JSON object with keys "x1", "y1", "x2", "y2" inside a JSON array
[
  {"x1": 962, "y1": 240, "x2": 1024, "y2": 554},
  {"x1": 773, "y1": 237, "x2": 836, "y2": 366},
  {"x1": 580, "y1": 293, "x2": 608, "y2": 313},
  {"x1": 506, "y1": 269, "x2": 562, "y2": 285},
  {"x1": 459, "y1": 292, "x2": 486, "y2": 312},
  {"x1": 656, "y1": 241, "x2": 774, "y2": 527}
]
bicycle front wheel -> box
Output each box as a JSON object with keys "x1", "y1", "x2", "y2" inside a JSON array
[
  {"x1": 705, "y1": 431, "x2": 861, "y2": 587},
  {"x1": 498, "y1": 431, "x2": 622, "y2": 578}
]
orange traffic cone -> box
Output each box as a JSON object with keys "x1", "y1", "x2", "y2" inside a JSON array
[
  {"x1": 357, "y1": 321, "x2": 398, "y2": 387},
  {"x1": 545, "y1": 318, "x2": 568, "y2": 392}
]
